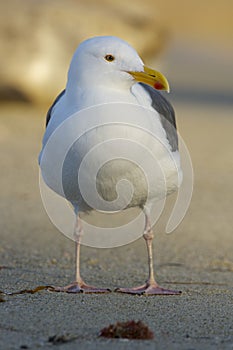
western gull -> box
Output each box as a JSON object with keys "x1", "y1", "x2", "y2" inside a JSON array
[{"x1": 39, "y1": 36, "x2": 182, "y2": 294}]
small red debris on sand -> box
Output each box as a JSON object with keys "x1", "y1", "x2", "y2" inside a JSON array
[{"x1": 99, "y1": 320, "x2": 154, "y2": 340}]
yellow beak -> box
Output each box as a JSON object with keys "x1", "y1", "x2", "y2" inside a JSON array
[{"x1": 128, "y1": 65, "x2": 170, "y2": 92}]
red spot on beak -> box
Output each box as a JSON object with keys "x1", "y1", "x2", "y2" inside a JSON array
[{"x1": 154, "y1": 82, "x2": 164, "y2": 90}]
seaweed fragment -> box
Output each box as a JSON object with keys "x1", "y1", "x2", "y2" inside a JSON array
[
  {"x1": 100, "y1": 320, "x2": 154, "y2": 340},
  {"x1": 6, "y1": 285, "x2": 54, "y2": 295}
]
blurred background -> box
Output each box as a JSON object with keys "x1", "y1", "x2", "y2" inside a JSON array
[
  {"x1": 0, "y1": 0, "x2": 232, "y2": 104},
  {"x1": 1, "y1": 0, "x2": 233, "y2": 289}
]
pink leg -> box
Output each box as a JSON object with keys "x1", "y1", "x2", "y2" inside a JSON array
[
  {"x1": 49, "y1": 215, "x2": 111, "y2": 293},
  {"x1": 116, "y1": 213, "x2": 181, "y2": 295}
]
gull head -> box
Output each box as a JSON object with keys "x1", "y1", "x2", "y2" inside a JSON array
[{"x1": 67, "y1": 36, "x2": 169, "y2": 92}]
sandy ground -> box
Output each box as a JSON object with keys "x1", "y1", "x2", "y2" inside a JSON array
[{"x1": 0, "y1": 97, "x2": 232, "y2": 350}]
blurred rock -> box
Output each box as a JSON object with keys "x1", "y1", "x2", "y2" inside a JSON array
[{"x1": 0, "y1": 0, "x2": 168, "y2": 105}]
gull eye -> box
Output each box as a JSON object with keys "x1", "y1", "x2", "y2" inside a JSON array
[{"x1": 104, "y1": 54, "x2": 115, "y2": 62}]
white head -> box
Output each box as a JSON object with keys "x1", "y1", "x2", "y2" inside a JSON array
[{"x1": 67, "y1": 36, "x2": 169, "y2": 92}]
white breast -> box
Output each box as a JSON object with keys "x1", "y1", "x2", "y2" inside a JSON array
[{"x1": 40, "y1": 86, "x2": 181, "y2": 213}]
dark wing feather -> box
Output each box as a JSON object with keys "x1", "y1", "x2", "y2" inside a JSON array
[
  {"x1": 46, "y1": 90, "x2": 66, "y2": 127},
  {"x1": 140, "y1": 83, "x2": 178, "y2": 151}
]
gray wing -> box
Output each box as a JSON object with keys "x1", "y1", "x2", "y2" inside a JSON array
[
  {"x1": 46, "y1": 89, "x2": 66, "y2": 127},
  {"x1": 140, "y1": 83, "x2": 178, "y2": 152}
]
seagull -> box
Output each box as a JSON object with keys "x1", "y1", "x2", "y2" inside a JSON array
[{"x1": 39, "y1": 36, "x2": 182, "y2": 295}]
